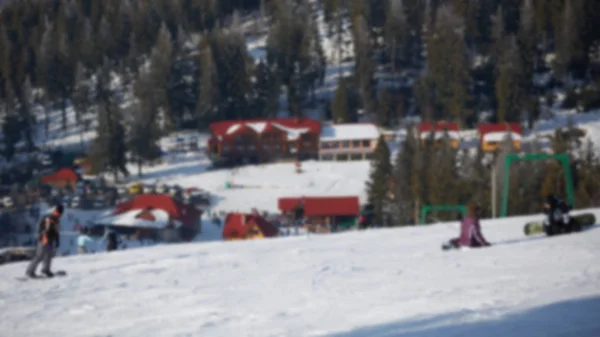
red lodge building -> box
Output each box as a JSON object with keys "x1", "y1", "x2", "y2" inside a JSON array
[{"x1": 207, "y1": 118, "x2": 321, "y2": 166}]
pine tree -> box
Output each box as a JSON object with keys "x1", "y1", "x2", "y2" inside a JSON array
[
  {"x1": 19, "y1": 76, "x2": 35, "y2": 152},
  {"x1": 351, "y1": 15, "x2": 378, "y2": 119},
  {"x1": 37, "y1": 21, "x2": 76, "y2": 131},
  {"x1": 392, "y1": 124, "x2": 418, "y2": 224},
  {"x1": 495, "y1": 36, "x2": 523, "y2": 123},
  {"x1": 574, "y1": 139, "x2": 600, "y2": 208},
  {"x1": 150, "y1": 22, "x2": 174, "y2": 131},
  {"x1": 0, "y1": 100, "x2": 21, "y2": 161},
  {"x1": 72, "y1": 63, "x2": 90, "y2": 123},
  {"x1": 491, "y1": 6, "x2": 505, "y2": 67},
  {"x1": 385, "y1": 0, "x2": 409, "y2": 75},
  {"x1": 426, "y1": 130, "x2": 460, "y2": 213},
  {"x1": 252, "y1": 60, "x2": 278, "y2": 118},
  {"x1": 267, "y1": 1, "x2": 325, "y2": 117},
  {"x1": 128, "y1": 99, "x2": 162, "y2": 177},
  {"x1": 89, "y1": 64, "x2": 129, "y2": 181},
  {"x1": 196, "y1": 38, "x2": 220, "y2": 124},
  {"x1": 518, "y1": 0, "x2": 538, "y2": 129},
  {"x1": 410, "y1": 134, "x2": 427, "y2": 222},
  {"x1": 554, "y1": 0, "x2": 585, "y2": 81},
  {"x1": 331, "y1": 78, "x2": 357, "y2": 123},
  {"x1": 377, "y1": 87, "x2": 393, "y2": 127},
  {"x1": 426, "y1": 4, "x2": 472, "y2": 125},
  {"x1": 366, "y1": 135, "x2": 393, "y2": 226}
]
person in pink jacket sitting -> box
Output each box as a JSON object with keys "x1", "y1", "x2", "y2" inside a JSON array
[{"x1": 443, "y1": 203, "x2": 491, "y2": 250}]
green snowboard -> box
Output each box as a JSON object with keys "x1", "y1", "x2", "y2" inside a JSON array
[{"x1": 523, "y1": 213, "x2": 596, "y2": 236}]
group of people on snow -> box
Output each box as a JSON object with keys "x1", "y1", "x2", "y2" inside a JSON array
[
  {"x1": 25, "y1": 204, "x2": 120, "y2": 278},
  {"x1": 446, "y1": 194, "x2": 576, "y2": 250},
  {"x1": 25, "y1": 194, "x2": 578, "y2": 277}
]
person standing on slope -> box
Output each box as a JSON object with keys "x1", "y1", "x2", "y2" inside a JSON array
[
  {"x1": 26, "y1": 204, "x2": 63, "y2": 278},
  {"x1": 445, "y1": 203, "x2": 491, "y2": 249}
]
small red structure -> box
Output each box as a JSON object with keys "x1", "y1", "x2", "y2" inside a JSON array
[
  {"x1": 278, "y1": 196, "x2": 360, "y2": 231},
  {"x1": 41, "y1": 168, "x2": 80, "y2": 189},
  {"x1": 222, "y1": 213, "x2": 279, "y2": 240},
  {"x1": 114, "y1": 195, "x2": 202, "y2": 241},
  {"x1": 416, "y1": 121, "x2": 460, "y2": 148},
  {"x1": 477, "y1": 122, "x2": 523, "y2": 152}
]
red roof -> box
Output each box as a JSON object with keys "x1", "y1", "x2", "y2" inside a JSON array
[
  {"x1": 416, "y1": 121, "x2": 460, "y2": 133},
  {"x1": 477, "y1": 123, "x2": 522, "y2": 135},
  {"x1": 41, "y1": 168, "x2": 79, "y2": 183},
  {"x1": 115, "y1": 195, "x2": 202, "y2": 228},
  {"x1": 209, "y1": 118, "x2": 321, "y2": 139},
  {"x1": 278, "y1": 196, "x2": 360, "y2": 216},
  {"x1": 222, "y1": 213, "x2": 279, "y2": 239}
]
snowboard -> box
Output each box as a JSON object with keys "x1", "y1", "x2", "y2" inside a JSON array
[
  {"x1": 16, "y1": 270, "x2": 67, "y2": 281},
  {"x1": 441, "y1": 241, "x2": 457, "y2": 251},
  {"x1": 523, "y1": 213, "x2": 596, "y2": 236}
]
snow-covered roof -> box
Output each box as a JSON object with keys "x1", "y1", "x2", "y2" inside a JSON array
[
  {"x1": 221, "y1": 122, "x2": 312, "y2": 141},
  {"x1": 320, "y1": 124, "x2": 381, "y2": 142},
  {"x1": 210, "y1": 119, "x2": 321, "y2": 142},
  {"x1": 246, "y1": 122, "x2": 268, "y2": 133},
  {"x1": 483, "y1": 132, "x2": 523, "y2": 142},
  {"x1": 95, "y1": 209, "x2": 182, "y2": 229},
  {"x1": 226, "y1": 124, "x2": 242, "y2": 135}
]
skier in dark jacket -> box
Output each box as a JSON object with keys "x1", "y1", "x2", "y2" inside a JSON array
[
  {"x1": 542, "y1": 194, "x2": 575, "y2": 235},
  {"x1": 104, "y1": 227, "x2": 119, "y2": 252},
  {"x1": 26, "y1": 204, "x2": 63, "y2": 278}
]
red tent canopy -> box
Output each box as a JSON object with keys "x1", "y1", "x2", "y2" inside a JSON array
[
  {"x1": 41, "y1": 168, "x2": 79, "y2": 184},
  {"x1": 115, "y1": 194, "x2": 202, "y2": 227}
]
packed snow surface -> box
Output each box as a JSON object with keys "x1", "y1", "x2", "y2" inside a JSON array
[{"x1": 2, "y1": 209, "x2": 600, "y2": 337}]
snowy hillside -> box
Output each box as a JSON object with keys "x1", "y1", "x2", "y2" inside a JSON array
[
  {"x1": 2, "y1": 209, "x2": 600, "y2": 337},
  {"x1": 127, "y1": 159, "x2": 371, "y2": 214}
]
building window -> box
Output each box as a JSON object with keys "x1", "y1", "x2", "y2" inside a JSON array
[
  {"x1": 365, "y1": 153, "x2": 373, "y2": 159},
  {"x1": 338, "y1": 154, "x2": 349, "y2": 161},
  {"x1": 350, "y1": 153, "x2": 363, "y2": 160},
  {"x1": 352, "y1": 140, "x2": 361, "y2": 148},
  {"x1": 320, "y1": 154, "x2": 333, "y2": 161},
  {"x1": 362, "y1": 140, "x2": 370, "y2": 147},
  {"x1": 342, "y1": 141, "x2": 350, "y2": 148}
]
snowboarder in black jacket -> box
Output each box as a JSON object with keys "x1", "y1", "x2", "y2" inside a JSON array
[
  {"x1": 104, "y1": 228, "x2": 119, "y2": 252},
  {"x1": 26, "y1": 204, "x2": 63, "y2": 278},
  {"x1": 542, "y1": 195, "x2": 577, "y2": 235}
]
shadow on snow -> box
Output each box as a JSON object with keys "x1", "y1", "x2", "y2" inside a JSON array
[{"x1": 323, "y1": 295, "x2": 600, "y2": 337}]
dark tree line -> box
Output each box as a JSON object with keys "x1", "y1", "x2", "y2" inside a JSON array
[{"x1": 365, "y1": 122, "x2": 600, "y2": 226}]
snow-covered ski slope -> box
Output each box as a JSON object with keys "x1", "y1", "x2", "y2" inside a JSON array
[{"x1": 2, "y1": 209, "x2": 600, "y2": 337}]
